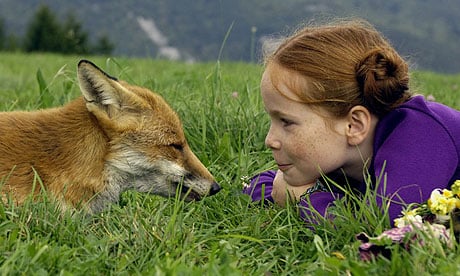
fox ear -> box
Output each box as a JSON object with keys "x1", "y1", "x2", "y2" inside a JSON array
[
  {"x1": 77, "y1": 60, "x2": 124, "y2": 118},
  {"x1": 77, "y1": 60, "x2": 146, "y2": 117},
  {"x1": 77, "y1": 60, "x2": 148, "y2": 132}
]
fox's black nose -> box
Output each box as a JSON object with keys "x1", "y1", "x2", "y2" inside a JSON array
[{"x1": 209, "y1": 182, "x2": 221, "y2": 196}]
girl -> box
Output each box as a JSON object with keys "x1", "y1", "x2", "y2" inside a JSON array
[{"x1": 243, "y1": 19, "x2": 460, "y2": 225}]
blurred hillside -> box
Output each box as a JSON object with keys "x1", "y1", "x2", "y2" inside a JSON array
[{"x1": 0, "y1": 0, "x2": 459, "y2": 73}]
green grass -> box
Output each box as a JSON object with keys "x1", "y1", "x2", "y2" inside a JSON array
[{"x1": 0, "y1": 52, "x2": 459, "y2": 275}]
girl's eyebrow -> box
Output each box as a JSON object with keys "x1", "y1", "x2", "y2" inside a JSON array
[{"x1": 267, "y1": 109, "x2": 293, "y2": 118}]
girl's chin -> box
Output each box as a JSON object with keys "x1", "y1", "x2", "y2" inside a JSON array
[{"x1": 283, "y1": 174, "x2": 314, "y2": 187}]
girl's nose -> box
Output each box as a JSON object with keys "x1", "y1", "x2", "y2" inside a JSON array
[{"x1": 265, "y1": 126, "x2": 281, "y2": 150}]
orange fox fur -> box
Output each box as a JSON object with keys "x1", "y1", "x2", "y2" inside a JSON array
[{"x1": 0, "y1": 60, "x2": 220, "y2": 212}]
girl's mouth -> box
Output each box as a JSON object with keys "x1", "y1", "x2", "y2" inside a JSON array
[{"x1": 277, "y1": 163, "x2": 292, "y2": 172}]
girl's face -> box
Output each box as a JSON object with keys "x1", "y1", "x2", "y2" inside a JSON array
[{"x1": 261, "y1": 68, "x2": 351, "y2": 186}]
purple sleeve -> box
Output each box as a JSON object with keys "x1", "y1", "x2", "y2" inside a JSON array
[
  {"x1": 298, "y1": 192, "x2": 342, "y2": 224},
  {"x1": 243, "y1": 170, "x2": 341, "y2": 222},
  {"x1": 242, "y1": 170, "x2": 275, "y2": 203},
  {"x1": 373, "y1": 112, "x2": 458, "y2": 224}
]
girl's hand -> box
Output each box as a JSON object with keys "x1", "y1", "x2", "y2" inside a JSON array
[{"x1": 271, "y1": 170, "x2": 316, "y2": 207}]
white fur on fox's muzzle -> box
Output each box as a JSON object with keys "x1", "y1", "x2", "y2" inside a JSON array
[{"x1": 107, "y1": 149, "x2": 216, "y2": 200}]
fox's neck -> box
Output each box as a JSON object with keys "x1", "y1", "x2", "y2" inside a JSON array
[
  {"x1": 86, "y1": 167, "x2": 130, "y2": 214},
  {"x1": 44, "y1": 98, "x2": 131, "y2": 213}
]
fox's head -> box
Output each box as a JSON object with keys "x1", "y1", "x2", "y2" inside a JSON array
[{"x1": 77, "y1": 60, "x2": 220, "y2": 203}]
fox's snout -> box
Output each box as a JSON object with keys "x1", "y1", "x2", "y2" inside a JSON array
[
  {"x1": 179, "y1": 179, "x2": 221, "y2": 201},
  {"x1": 178, "y1": 181, "x2": 221, "y2": 202},
  {"x1": 177, "y1": 147, "x2": 221, "y2": 201},
  {"x1": 209, "y1": 182, "x2": 221, "y2": 196}
]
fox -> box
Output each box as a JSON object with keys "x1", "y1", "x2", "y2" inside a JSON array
[{"x1": 0, "y1": 60, "x2": 221, "y2": 213}]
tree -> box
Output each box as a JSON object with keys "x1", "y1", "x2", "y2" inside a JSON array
[
  {"x1": 23, "y1": 5, "x2": 62, "y2": 52},
  {"x1": 92, "y1": 34, "x2": 114, "y2": 55},
  {"x1": 61, "y1": 13, "x2": 89, "y2": 54},
  {"x1": 23, "y1": 5, "x2": 112, "y2": 56}
]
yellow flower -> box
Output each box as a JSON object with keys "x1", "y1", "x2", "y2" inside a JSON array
[
  {"x1": 456, "y1": 198, "x2": 460, "y2": 209},
  {"x1": 394, "y1": 208, "x2": 422, "y2": 228},
  {"x1": 428, "y1": 189, "x2": 457, "y2": 215},
  {"x1": 442, "y1": 189, "x2": 454, "y2": 198},
  {"x1": 405, "y1": 208, "x2": 419, "y2": 217},
  {"x1": 444, "y1": 198, "x2": 457, "y2": 213},
  {"x1": 451, "y1": 180, "x2": 460, "y2": 197}
]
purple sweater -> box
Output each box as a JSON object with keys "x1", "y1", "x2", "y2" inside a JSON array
[{"x1": 243, "y1": 96, "x2": 460, "y2": 224}]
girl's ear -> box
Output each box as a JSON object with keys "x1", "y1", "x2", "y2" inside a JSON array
[{"x1": 345, "y1": 105, "x2": 373, "y2": 146}]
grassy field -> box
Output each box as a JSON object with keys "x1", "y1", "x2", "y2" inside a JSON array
[{"x1": 0, "y1": 52, "x2": 459, "y2": 275}]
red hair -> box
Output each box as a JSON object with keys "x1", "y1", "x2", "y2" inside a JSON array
[{"x1": 265, "y1": 19, "x2": 411, "y2": 118}]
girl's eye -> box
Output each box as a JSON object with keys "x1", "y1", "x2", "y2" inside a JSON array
[{"x1": 280, "y1": 118, "x2": 294, "y2": 127}]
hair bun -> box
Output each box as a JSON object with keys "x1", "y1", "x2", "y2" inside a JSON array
[{"x1": 355, "y1": 48, "x2": 410, "y2": 116}]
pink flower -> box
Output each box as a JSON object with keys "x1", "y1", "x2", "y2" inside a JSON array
[
  {"x1": 357, "y1": 222, "x2": 451, "y2": 261},
  {"x1": 426, "y1": 94, "x2": 435, "y2": 101}
]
